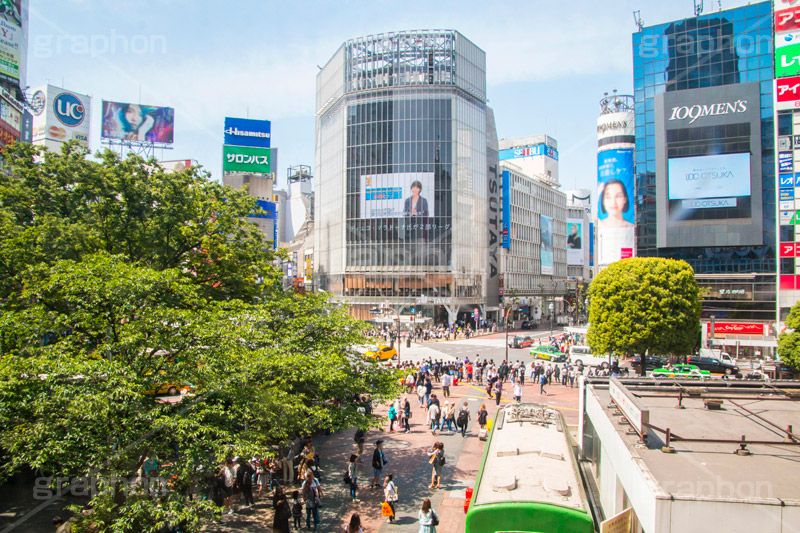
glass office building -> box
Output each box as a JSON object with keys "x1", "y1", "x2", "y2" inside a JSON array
[
  {"x1": 314, "y1": 30, "x2": 500, "y2": 325},
  {"x1": 633, "y1": 2, "x2": 776, "y2": 333}
]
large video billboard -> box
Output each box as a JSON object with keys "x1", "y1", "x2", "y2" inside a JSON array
[
  {"x1": 30, "y1": 84, "x2": 91, "y2": 147},
  {"x1": 224, "y1": 117, "x2": 271, "y2": 148},
  {"x1": 597, "y1": 148, "x2": 635, "y2": 265},
  {"x1": 0, "y1": 1, "x2": 26, "y2": 86},
  {"x1": 668, "y1": 153, "x2": 751, "y2": 209},
  {"x1": 567, "y1": 217, "x2": 584, "y2": 266},
  {"x1": 359, "y1": 172, "x2": 435, "y2": 219},
  {"x1": 540, "y1": 214, "x2": 554, "y2": 275},
  {"x1": 101, "y1": 101, "x2": 174, "y2": 143}
]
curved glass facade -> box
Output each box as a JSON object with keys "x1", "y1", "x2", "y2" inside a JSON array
[
  {"x1": 315, "y1": 30, "x2": 497, "y2": 323},
  {"x1": 633, "y1": 2, "x2": 776, "y2": 322}
]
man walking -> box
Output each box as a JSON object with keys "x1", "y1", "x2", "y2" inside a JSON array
[
  {"x1": 539, "y1": 373, "x2": 549, "y2": 396},
  {"x1": 494, "y1": 378, "x2": 503, "y2": 406},
  {"x1": 441, "y1": 371, "x2": 452, "y2": 398}
]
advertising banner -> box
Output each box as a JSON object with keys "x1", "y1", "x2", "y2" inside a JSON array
[
  {"x1": 0, "y1": 93, "x2": 20, "y2": 135},
  {"x1": 0, "y1": 0, "x2": 26, "y2": 85},
  {"x1": 223, "y1": 145, "x2": 271, "y2": 174},
  {"x1": 597, "y1": 149, "x2": 635, "y2": 266},
  {"x1": 30, "y1": 85, "x2": 91, "y2": 147},
  {"x1": 359, "y1": 172, "x2": 435, "y2": 219},
  {"x1": 540, "y1": 214, "x2": 554, "y2": 275},
  {"x1": 667, "y1": 153, "x2": 751, "y2": 203},
  {"x1": 567, "y1": 217, "x2": 584, "y2": 266},
  {"x1": 224, "y1": 117, "x2": 271, "y2": 148},
  {"x1": 776, "y1": 42, "x2": 800, "y2": 78},
  {"x1": 502, "y1": 170, "x2": 510, "y2": 248},
  {"x1": 499, "y1": 143, "x2": 558, "y2": 161},
  {"x1": 776, "y1": 6, "x2": 800, "y2": 34},
  {"x1": 780, "y1": 152, "x2": 794, "y2": 172},
  {"x1": 0, "y1": 119, "x2": 16, "y2": 146},
  {"x1": 101, "y1": 101, "x2": 174, "y2": 143}
]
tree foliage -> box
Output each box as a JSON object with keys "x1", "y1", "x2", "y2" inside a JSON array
[
  {"x1": 0, "y1": 143, "x2": 401, "y2": 532},
  {"x1": 587, "y1": 257, "x2": 701, "y2": 357},
  {"x1": 778, "y1": 302, "x2": 800, "y2": 372}
]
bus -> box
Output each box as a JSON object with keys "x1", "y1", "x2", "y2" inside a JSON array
[{"x1": 465, "y1": 403, "x2": 595, "y2": 533}]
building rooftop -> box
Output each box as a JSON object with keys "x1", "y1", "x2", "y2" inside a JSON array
[
  {"x1": 474, "y1": 403, "x2": 588, "y2": 511},
  {"x1": 588, "y1": 378, "x2": 800, "y2": 503}
]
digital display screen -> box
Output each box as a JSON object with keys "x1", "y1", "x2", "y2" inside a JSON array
[
  {"x1": 668, "y1": 153, "x2": 751, "y2": 203},
  {"x1": 359, "y1": 172, "x2": 436, "y2": 219}
]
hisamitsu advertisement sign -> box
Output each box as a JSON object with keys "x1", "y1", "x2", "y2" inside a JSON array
[{"x1": 224, "y1": 117, "x2": 271, "y2": 148}]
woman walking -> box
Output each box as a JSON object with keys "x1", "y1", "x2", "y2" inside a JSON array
[
  {"x1": 418, "y1": 498, "x2": 438, "y2": 533},
  {"x1": 384, "y1": 473, "x2": 398, "y2": 523},
  {"x1": 427, "y1": 442, "x2": 445, "y2": 489},
  {"x1": 347, "y1": 454, "x2": 359, "y2": 502},
  {"x1": 388, "y1": 402, "x2": 398, "y2": 432}
]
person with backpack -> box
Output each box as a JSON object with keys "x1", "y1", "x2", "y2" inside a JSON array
[
  {"x1": 539, "y1": 372, "x2": 549, "y2": 396},
  {"x1": 418, "y1": 498, "x2": 439, "y2": 532},
  {"x1": 477, "y1": 403, "x2": 489, "y2": 440},
  {"x1": 291, "y1": 490, "x2": 303, "y2": 530},
  {"x1": 456, "y1": 401, "x2": 471, "y2": 437},
  {"x1": 427, "y1": 442, "x2": 445, "y2": 489}
]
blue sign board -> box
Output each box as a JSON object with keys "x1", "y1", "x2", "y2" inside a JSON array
[
  {"x1": 780, "y1": 188, "x2": 795, "y2": 201},
  {"x1": 780, "y1": 173, "x2": 795, "y2": 187},
  {"x1": 224, "y1": 117, "x2": 271, "y2": 148},
  {"x1": 589, "y1": 222, "x2": 594, "y2": 267},
  {"x1": 502, "y1": 170, "x2": 511, "y2": 249},
  {"x1": 779, "y1": 152, "x2": 794, "y2": 172},
  {"x1": 253, "y1": 199, "x2": 276, "y2": 219},
  {"x1": 499, "y1": 144, "x2": 559, "y2": 161}
]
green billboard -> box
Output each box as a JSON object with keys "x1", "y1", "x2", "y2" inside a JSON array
[
  {"x1": 222, "y1": 145, "x2": 271, "y2": 174},
  {"x1": 776, "y1": 42, "x2": 800, "y2": 79}
]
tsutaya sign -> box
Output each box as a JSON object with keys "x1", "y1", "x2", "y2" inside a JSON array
[{"x1": 668, "y1": 100, "x2": 748, "y2": 124}]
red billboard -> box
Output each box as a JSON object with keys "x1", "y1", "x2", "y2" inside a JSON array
[
  {"x1": 780, "y1": 242, "x2": 798, "y2": 257},
  {"x1": 776, "y1": 6, "x2": 800, "y2": 33},
  {"x1": 707, "y1": 322, "x2": 765, "y2": 335},
  {"x1": 777, "y1": 75, "x2": 800, "y2": 105}
]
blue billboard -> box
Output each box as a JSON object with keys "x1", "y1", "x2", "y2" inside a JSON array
[
  {"x1": 224, "y1": 117, "x2": 271, "y2": 148},
  {"x1": 499, "y1": 143, "x2": 558, "y2": 161},
  {"x1": 502, "y1": 170, "x2": 511, "y2": 249},
  {"x1": 253, "y1": 199, "x2": 277, "y2": 250},
  {"x1": 597, "y1": 148, "x2": 635, "y2": 265}
]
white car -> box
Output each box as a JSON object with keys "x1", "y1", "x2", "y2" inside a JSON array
[{"x1": 568, "y1": 346, "x2": 610, "y2": 368}]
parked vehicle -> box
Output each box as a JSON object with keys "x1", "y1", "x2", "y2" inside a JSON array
[
  {"x1": 698, "y1": 348, "x2": 736, "y2": 366},
  {"x1": 520, "y1": 320, "x2": 538, "y2": 330},
  {"x1": 686, "y1": 355, "x2": 740, "y2": 376},
  {"x1": 629, "y1": 355, "x2": 668, "y2": 372},
  {"x1": 652, "y1": 364, "x2": 710, "y2": 379},
  {"x1": 568, "y1": 346, "x2": 610, "y2": 368}
]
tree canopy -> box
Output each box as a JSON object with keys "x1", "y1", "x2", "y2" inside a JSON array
[
  {"x1": 0, "y1": 142, "x2": 401, "y2": 532},
  {"x1": 778, "y1": 302, "x2": 800, "y2": 372},
  {"x1": 587, "y1": 257, "x2": 702, "y2": 358}
]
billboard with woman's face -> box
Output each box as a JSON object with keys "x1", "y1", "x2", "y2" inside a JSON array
[
  {"x1": 359, "y1": 172, "x2": 435, "y2": 219},
  {"x1": 597, "y1": 149, "x2": 635, "y2": 265},
  {"x1": 101, "y1": 101, "x2": 174, "y2": 143},
  {"x1": 540, "y1": 214, "x2": 554, "y2": 275}
]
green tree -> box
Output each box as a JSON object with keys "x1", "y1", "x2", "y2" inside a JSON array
[
  {"x1": 0, "y1": 143, "x2": 401, "y2": 532},
  {"x1": 587, "y1": 258, "x2": 702, "y2": 368},
  {"x1": 778, "y1": 302, "x2": 800, "y2": 372}
]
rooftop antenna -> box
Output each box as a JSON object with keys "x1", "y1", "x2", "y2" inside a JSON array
[
  {"x1": 717, "y1": 0, "x2": 722, "y2": 11},
  {"x1": 633, "y1": 10, "x2": 644, "y2": 31},
  {"x1": 694, "y1": 0, "x2": 704, "y2": 16}
]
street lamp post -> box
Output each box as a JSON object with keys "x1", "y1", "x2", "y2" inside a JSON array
[{"x1": 370, "y1": 305, "x2": 401, "y2": 365}]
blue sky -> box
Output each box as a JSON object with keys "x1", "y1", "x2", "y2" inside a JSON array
[{"x1": 27, "y1": 0, "x2": 756, "y2": 193}]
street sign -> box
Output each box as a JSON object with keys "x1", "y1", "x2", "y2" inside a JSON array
[{"x1": 600, "y1": 508, "x2": 632, "y2": 533}]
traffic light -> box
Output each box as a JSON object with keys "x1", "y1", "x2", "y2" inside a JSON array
[{"x1": 410, "y1": 315, "x2": 414, "y2": 322}]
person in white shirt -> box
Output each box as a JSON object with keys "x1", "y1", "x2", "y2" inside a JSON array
[
  {"x1": 441, "y1": 372, "x2": 452, "y2": 398},
  {"x1": 514, "y1": 382, "x2": 523, "y2": 402}
]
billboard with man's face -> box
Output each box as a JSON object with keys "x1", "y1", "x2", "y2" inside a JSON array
[
  {"x1": 101, "y1": 101, "x2": 174, "y2": 143},
  {"x1": 359, "y1": 172, "x2": 435, "y2": 219}
]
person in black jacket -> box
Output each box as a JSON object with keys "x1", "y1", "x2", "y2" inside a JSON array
[
  {"x1": 272, "y1": 491, "x2": 291, "y2": 533},
  {"x1": 370, "y1": 440, "x2": 387, "y2": 488},
  {"x1": 235, "y1": 457, "x2": 255, "y2": 508}
]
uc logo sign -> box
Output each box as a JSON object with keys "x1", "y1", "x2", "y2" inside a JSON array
[{"x1": 53, "y1": 93, "x2": 85, "y2": 127}]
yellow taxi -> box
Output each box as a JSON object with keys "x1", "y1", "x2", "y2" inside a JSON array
[{"x1": 364, "y1": 345, "x2": 398, "y2": 361}]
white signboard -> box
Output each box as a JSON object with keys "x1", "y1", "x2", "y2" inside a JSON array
[
  {"x1": 30, "y1": 84, "x2": 92, "y2": 148},
  {"x1": 668, "y1": 153, "x2": 751, "y2": 200}
]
